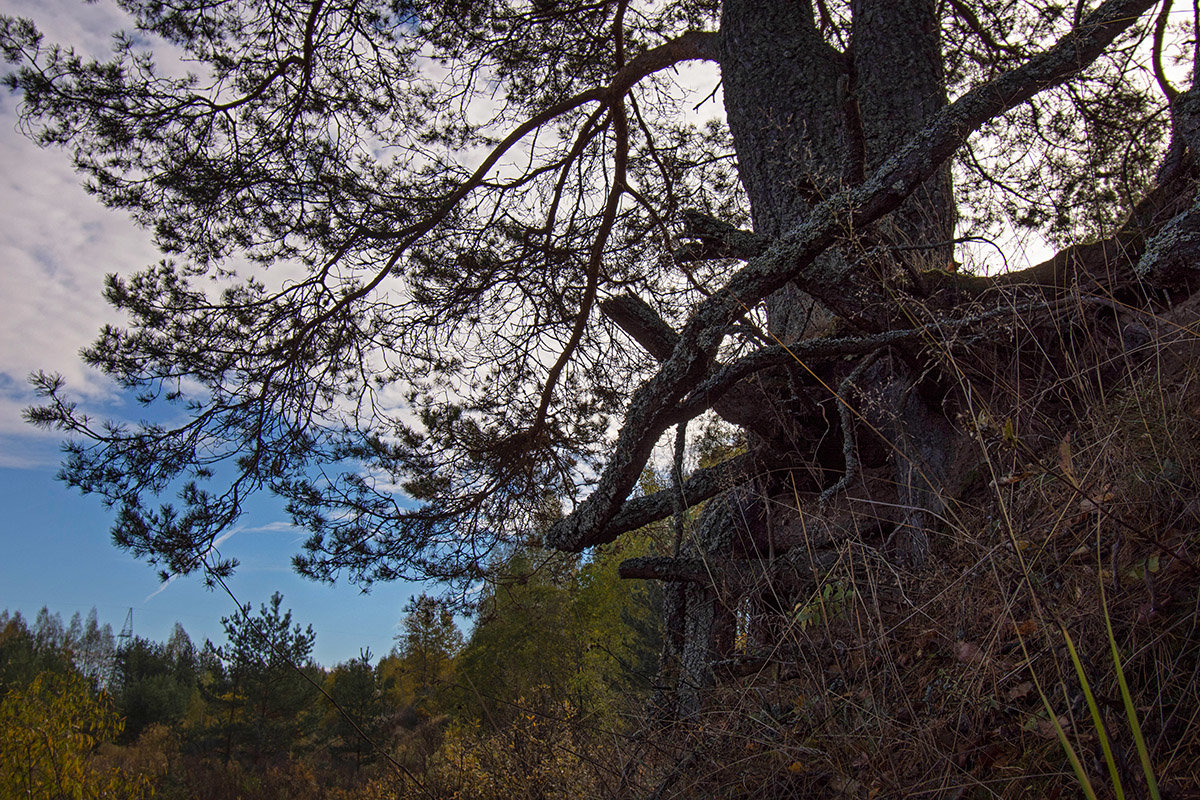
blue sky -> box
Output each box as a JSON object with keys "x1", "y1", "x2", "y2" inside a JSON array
[
  {"x1": 0, "y1": 0, "x2": 1068, "y2": 668},
  {"x1": 0, "y1": 0, "x2": 426, "y2": 666}
]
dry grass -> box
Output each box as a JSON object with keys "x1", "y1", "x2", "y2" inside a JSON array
[{"x1": 626, "y1": 294, "x2": 1200, "y2": 799}]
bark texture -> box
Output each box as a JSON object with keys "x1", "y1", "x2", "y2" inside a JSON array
[
  {"x1": 852, "y1": 0, "x2": 956, "y2": 261},
  {"x1": 547, "y1": 0, "x2": 1164, "y2": 715},
  {"x1": 721, "y1": 0, "x2": 847, "y2": 343},
  {"x1": 657, "y1": 0, "x2": 958, "y2": 690}
]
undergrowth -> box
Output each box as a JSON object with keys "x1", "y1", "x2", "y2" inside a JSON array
[{"x1": 625, "y1": 294, "x2": 1200, "y2": 798}]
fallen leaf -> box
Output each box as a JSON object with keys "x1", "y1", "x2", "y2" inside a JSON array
[
  {"x1": 1007, "y1": 681, "x2": 1033, "y2": 701},
  {"x1": 1010, "y1": 618, "x2": 1038, "y2": 638},
  {"x1": 1079, "y1": 488, "x2": 1115, "y2": 512},
  {"x1": 955, "y1": 641, "x2": 986, "y2": 664},
  {"x1": 830, "y1": 776, "x2": 863, "y2": 796},
  {"x1": 1036, "y1": 716, "x2": 1071, "y2": 740}
]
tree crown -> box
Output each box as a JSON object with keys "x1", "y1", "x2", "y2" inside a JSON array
[{"x1": 4, "y1": 0, "x2": 1187, "y2": 594}]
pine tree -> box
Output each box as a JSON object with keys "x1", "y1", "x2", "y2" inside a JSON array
[
  {"x1": 214, "y1": 593, "x2": 318, "y2": 763},
  {"x1": 112, "y1": 633, "x2": 199, "y2": 742},
  {"x1": 322, "y1": 651, "x2": 389, "y2": 772},
  {"x1": 382, "y1": 594, "x2": 463, "y2": 718},
  {"x1": 8, "y1": 0, "x2": 1200, "y2": 731}
]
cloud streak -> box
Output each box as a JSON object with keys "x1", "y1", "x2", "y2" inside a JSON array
[{"x1": 0, "y1": 1, "x2": 167, "y2": 466}]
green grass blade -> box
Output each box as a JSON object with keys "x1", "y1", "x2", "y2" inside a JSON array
[
  {"x1": 1041, "y1": 688, "x2": 1099, "y2": 800},
  {"x1": 1015, "y1": 630, "x2": 1099, "y2": 800},
  {"x1": 1061, "y1": 624, "x2": 1125, "y2": 800},
  {"x1": 1099, "y1": 579, "x2": 1161, "y2": 800}
]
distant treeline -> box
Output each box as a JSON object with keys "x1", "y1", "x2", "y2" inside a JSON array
[{"x1": 0, "y1": 535, "x2": 664, "y2": 799}]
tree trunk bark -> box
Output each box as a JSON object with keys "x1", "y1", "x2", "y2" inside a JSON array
[
  {"x1": 852, "y1": 0, "x2": 956, "y2": 262},
  {"x1": 721, "y1": 0, "x2": 846, "y2": 344},
  {"x1": 660, "y1": 0, "x2": 960, "y2": 706},
  {"x1": 721, "y1": 0, "x2": 954, "y2": 340},
  {"x1": 720, "y1": 0, "x2": 955, "y2": 558}
]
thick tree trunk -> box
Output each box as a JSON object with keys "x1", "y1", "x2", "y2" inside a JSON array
[
  {"x1": 852, "y1": 0, "x2": 956, "y2": 261},
  {"x1": 720, "y1": 0, "x2": 845, "y2": 237},
  {"x1": 721, "y1": 0, "x2": 954, "y2": 340},
  {"x1": 720, "y1": 0, "x2": 955, "y2": 556},
  {"x1": 659, "y1": 0, "x2": 958, "y2": 706},
  {"x1": 720, "y1": 0, "x2": 845, "y2": 344}
]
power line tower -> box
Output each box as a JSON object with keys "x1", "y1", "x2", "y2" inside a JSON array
[
  {"x1": 106, "y1": 608, "x2": 134, "y2": 690},
  {"x1": 118, "y1": 608, "x2": 134, "y2": 645}
]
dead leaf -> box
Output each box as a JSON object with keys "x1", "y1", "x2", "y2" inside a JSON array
[
  {"x1": 1036, "y1": 716, "x2": 1070, "y2": 740},
  {"x1": 1010, "y1": 619, "x2": 1038, "y2": 638},
  {"x1": 954, "y1": 641, "x2": 986, "y2": 665},
  {"x1": 1079, "y1": 487, "x2": 1115, "y2": 512},
  {"x1": 830, "y1": 776, "x2": 864, "y2": 796},
  {"x1": 1007, "y1": 681, "x2": 1033, "y2": 701},
  {"x1": 1136, "y1": 601, "x2": 1163, "y2": 625}
]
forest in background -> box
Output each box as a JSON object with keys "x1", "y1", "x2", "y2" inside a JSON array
[
  {"x1": 0, "y1": 528, "x2": 664, "y2": 800},
  {"x1": 6, "y1": 0, "x2": 1200, "y2": 795}
]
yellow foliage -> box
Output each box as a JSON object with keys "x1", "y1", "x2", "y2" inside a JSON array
[
  {"x1": 0, "y1": 671, "x2": 152, "y2": 800},
  {"x1": 422, "y1": 699, "x2": 598, "y2": 800},
  {"x1": 93, "y1": 724, "x2": 178, "y2": 787}
]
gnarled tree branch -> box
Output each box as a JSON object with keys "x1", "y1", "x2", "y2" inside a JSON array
[
  {"x1": 596, "y1": 452, "x2": 753, "y2": 543},
  {"x1": 545, "y1": 0, "x2": 1158, "y2": 553}
]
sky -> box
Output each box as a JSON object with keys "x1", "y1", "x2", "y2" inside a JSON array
[
  {"x1": 0, "y1": 0, "x2": 426, "y2": 666},
  {"x1": 0, "y1": 0, "x2": 1073, "y2": 668}
]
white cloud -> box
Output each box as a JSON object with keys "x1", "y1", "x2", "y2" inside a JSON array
[
  {"x1": 0, "y1": 127, "x2": 154, "y2": 391},
  {"x1": 0, "y1": 0, "x2": 164, "y2": 465},
  {"x1": 240, "y1": 521, "x2": 299, "y2": 534},
  {"x1": 141, "y1": 515, "x2": 279, "y2": 602},
  {"x1": 2, "y1": 0, "x2": 130, "y2": 57},
  {"x1": 143, "y1": 574, "x2": 178, "y2": 603}
]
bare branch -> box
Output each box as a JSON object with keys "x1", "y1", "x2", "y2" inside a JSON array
[
  {"x1": 545, "y1": 0, "x2": 1158, "y2": 553},
  {"x1": 1153, "y1": 0, "x2": 1179, "y2": 102},
  {"x1": 289, "y1": 29, "x2": 720, "y2": 354},
  {"x1": 946, "y1": 0, "x2": 1026, "y2": 61},
  {"x1": 675, "y1": 210, "x2": 768, "y2": 262},
  {"x1": 599, "y1": 293, "x2": 680, "y2": 361},
  {"x1": 595, "y1": 452, "x2": 753, "y2": 543},
  {"x1": 531, "y1": 103, "x2": 629, "y2": 439},
  {"x1": 599, "y1": 292, "x2": 785, "y2": 441}
]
